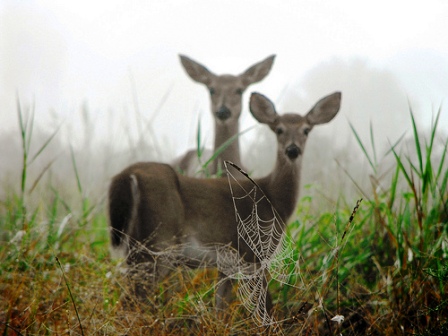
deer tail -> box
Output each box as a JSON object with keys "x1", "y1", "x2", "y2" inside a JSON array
[{"x1": 108, "y1": 173, "x2": 140, "y2": 257}]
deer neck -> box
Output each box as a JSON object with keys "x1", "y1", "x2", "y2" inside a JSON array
[
  {"x1": 213, "y1": 121, "x2": 242, "y2": 168},
  {"x1": 258, "y1": 154, "x2": 302, "y2": 223}
]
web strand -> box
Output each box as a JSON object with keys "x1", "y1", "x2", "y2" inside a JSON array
[{"x1": 224, "y1": 161, "x2": 303, "y2": 327}]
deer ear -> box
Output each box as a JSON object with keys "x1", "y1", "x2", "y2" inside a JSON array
[
  {"x1": 240, "y1": 55, "x2": 276, "y2": 87},
  {"x1": 250, "y1": 92, "x2": 278, "y2": 125},
  {"x1": 306, "y1": 92, "x2": 341, "y2": 125},
  {"x1": 179, "y1": 54, "x2": 215, "y2": 86}
]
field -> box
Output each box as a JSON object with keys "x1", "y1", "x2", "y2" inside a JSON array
[{"x1": 1, "y1": 101, "x2": 447, "y2": 335}]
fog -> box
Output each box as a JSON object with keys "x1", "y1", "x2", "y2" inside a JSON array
[{"x1": 1, "y1": 0, "x2": 448, "y2": 205}]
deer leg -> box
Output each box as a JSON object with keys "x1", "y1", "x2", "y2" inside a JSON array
[
  {"x1": 264, "y1": 276, "x2": 273, "y2": 314},
  {"x1": 216, "y1": 272, "x2": 234, "y2": 313},
  {"x1": 123, "y1": 246, "x2": 175, "y2": 306}
]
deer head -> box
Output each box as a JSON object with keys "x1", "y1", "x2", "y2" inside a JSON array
[
  {"x1": 180, "y1": 54, "x2": 275, "y2": 124},
  {"x1": 174, "y1": 54, "x2": 276, "y2": 175}
]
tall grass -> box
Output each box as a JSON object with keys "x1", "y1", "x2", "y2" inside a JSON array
[
  {"x1": 15, "y1": 97, "x2": 60, "y2": 229},
  {"x1": 0, "y1": 99, "x2": 447, "y2": 335}
]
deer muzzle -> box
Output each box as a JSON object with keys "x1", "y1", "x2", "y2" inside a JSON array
[
  {"x1": 285, "y1": 144, "x2": 301, "y2": 160},
  {"x1": 216, "y1": 105, "x2": 231, "y2": 121}
]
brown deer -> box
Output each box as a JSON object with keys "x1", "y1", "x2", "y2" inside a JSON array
[
  {"x1": 172, "y1": 54, "x2": 275, "y2": 176},
  {"x1": 109, "y1": 91, "x2": 341, "y2": 314}
]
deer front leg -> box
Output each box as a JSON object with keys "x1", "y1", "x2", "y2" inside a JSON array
[
  {"x1": 216, "y1": 272, "x2": 234, "y2": 314},
  {"x1": 122, "y1": 250, "x2": 174, "y2": 308}
]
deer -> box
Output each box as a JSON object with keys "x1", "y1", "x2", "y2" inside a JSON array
[
  {"x1": 109, "y1": 91, "x2": 341, "y2": 315},
  {"x1": 172, "y1": 54, "x2": 275, "y2": 176}
]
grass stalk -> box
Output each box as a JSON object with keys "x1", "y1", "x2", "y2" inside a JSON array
[
  {"x1": 2, "y1": 99, "x2": 447, "y2": 334},
  {"x1": 55, "y1": 256, "x2": 85, "y2": 336},
  {"x1": 16, "y1": 96, "x2": 31, "y2": 228}
]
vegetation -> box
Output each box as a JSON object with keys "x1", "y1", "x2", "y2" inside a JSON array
[{"x1": 0, "y1": 101, "x2": 447, "y2": 335}]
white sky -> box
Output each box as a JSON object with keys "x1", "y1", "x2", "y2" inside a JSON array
[{"x1": 1, "y1": 0, "x2": 448, "y2": 159}]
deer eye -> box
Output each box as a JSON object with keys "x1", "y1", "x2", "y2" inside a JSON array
[
  {"x1": 303, "y1": 127, "x2": 311, "y2": 136},
  {"x1": 235, "y1": 88, "x2": 243, "y2": 95},
  {"x1": 209, "y1": 87, "x2": 215, "y2": 95},
  {"x1": 275, "y1": 127, "x2": 284, "y2": 135}
]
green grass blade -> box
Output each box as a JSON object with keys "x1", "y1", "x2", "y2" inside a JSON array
[
  {"x1": 370, "y1": 121, "x2": 377, "y2": 167},
  {"x1": 17, "y1": 96, "x2": 28, "y2": 197},
  {"x1": 388, "y1": 163, "x2": 400, "y2": 210},
  {"x1": 25, "y1": 99, "x2": 36, "y2": 155},
  {"x1": 384, "y1": 131, "x2": 406, "y2": 157},
  {"x1": 391, "y1": 146, "x2": 412, "y2": 188},
  {"x1": 440, "y1": 169, "x2": 448, "y2": 216},
  {"x1": 422, "y1": 105, "x2": 442, "y2": 194},
  {"x1": 349, "y1": 121, "x2": 376, "y2": 173},
  {"x1": 28, "y1": 124, "x2": 61, "y2": 165},
  {"x1": 51, "y1": 186, "x2": 73, "y2": 214},
  {"x1": 422, "y1": 158, "x2": 433, "y2": 197},
  {"x1": 70, "y1": 145, "x2": 83, "y2": 195},
  {"x1": 202, "y1": 126, "x2": 255, "y2": 171},
  {"x1": 29, "y1": 158, "x2": 57, "y2": 194},
  {"x1": 56, "y1": 257, "x2": 85, "y2": 335},
  {"x1": 406, "y1": 154, "x2": 423, "y2": 179},
  {"x1": 409, "y1": 107, "x2": 423, "y2": 175},
  {"x1": 17, "y1": 96, "x2": 26, "y2": 147},
  {"x1": 436, "y1": 138, "x2": 448, "y2": 183},
  {"x1": 196, "y1": 117, "x2": 204, "y2": 158}
]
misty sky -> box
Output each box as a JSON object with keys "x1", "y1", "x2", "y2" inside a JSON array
[{"x1": 1, "y1": 0, "x2": 448, "y2": 160}]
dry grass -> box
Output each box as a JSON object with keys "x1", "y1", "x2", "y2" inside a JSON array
[{"x1": 1, "y1": 100, "x2": 447, "y2": 335}]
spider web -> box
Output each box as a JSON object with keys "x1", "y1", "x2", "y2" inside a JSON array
[
  {"x1": 115, "y1": 161, "x2": 306, "y2": 327},
  {"x1": 219, "y1": 161, "x2": 304, "y2": 327}
]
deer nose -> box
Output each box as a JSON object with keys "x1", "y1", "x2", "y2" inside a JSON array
[
  {"x1": 285, "y1": 144, "x2": 301, "y2": 160},
  {"x1": 216, "y1": 106, "x2": 231, "y2": 120}
]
